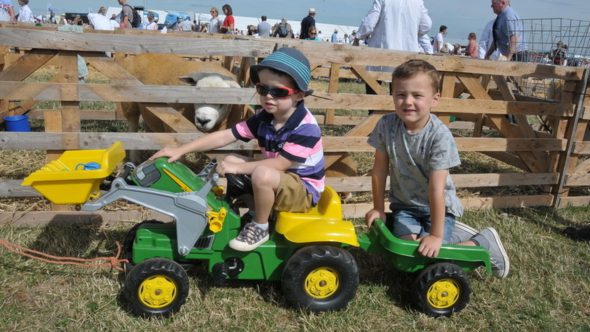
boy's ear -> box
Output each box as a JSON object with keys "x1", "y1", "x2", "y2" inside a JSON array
[
  {"x1": 431, "y1": 91, "x2": 441, "y2": 107},
  {"x1": 295, "y1": 91, "x2": 305, "y2": 101}
]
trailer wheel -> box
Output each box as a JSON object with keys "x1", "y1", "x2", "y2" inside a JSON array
[
  {"x1": 413, "y1": 262, "x2": 470, "y2": 317},
  {"x1": 124, "y1": 258, "x2": 189, "y2": 317},
  {"x1": 282, "y1": 246, "x2": 358, "y2": 312}
]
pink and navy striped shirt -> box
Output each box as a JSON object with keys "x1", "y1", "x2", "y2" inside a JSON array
[{"x1": 231, "y1": 102, "x2": 325, "y2": 204}]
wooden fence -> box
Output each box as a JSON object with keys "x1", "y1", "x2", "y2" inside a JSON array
[{"x1": 1, "y1": 25, "x2": 589, "y2": 222}]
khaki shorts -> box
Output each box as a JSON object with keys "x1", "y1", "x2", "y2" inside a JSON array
[{"x1": 274, "y1": 172, "x2": 312, "y2": 213}]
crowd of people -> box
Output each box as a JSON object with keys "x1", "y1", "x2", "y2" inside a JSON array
[{"x1": 2, "y1": 0, "x2": 586, "y2": 67}]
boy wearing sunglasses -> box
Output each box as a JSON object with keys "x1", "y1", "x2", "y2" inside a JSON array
[{"x1": 151, "y1": 47, "x2": 324, "y2": 251}]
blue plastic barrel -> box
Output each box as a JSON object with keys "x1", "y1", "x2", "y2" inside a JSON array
[{"x1": 4, "y1": 115, "x2": 31, "y2": 132}]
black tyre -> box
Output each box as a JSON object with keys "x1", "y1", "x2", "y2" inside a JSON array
[
  {"x1": 122, "y1": 220, "x2": 164, "y2": 268},
  {"x1": 124, "y1": 258, "x2": 190, "y2": 317},
  {"x1": 413, "y1": 262, "x2": 471, "y2": 317},
  {"x1": 282, "y1": 246, "x2": 359, "y2": 312}
]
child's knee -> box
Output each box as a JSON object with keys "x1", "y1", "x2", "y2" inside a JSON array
[{"x1": 251, "y1": 166, "x2": 280, "y2": 186}]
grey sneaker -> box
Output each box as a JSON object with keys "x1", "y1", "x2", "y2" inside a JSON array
[
  {"x1": 229, "y1": 222, "x2": 269, "y2": 252},
  {"x1": 473, "y1": 227, "x2": 510, "y2": 278},
  {"x1": 450, "y1": 221, "x2": 478, "y2": 243}
]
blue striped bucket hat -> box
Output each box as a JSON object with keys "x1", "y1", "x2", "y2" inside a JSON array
[{"x1": 250, "y1": 47, "x2": 313, "y2": 96}]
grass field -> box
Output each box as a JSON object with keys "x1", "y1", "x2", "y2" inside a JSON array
[{"x1": 1, "y1": 206, "x2": 589, "y2": 331}]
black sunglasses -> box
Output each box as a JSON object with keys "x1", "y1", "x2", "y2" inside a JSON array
[{"x1": 255, "y1": 84, "x2": 299, "y2": 98}]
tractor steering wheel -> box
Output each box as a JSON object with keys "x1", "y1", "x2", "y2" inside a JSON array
[{"x1": 225, "y1": 173, "x2": 253, "y2": 195}]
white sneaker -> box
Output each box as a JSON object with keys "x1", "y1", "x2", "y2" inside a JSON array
[
  {"x1": 229, "y1": 222, "x2": 269, "y2": 252},
  {"x1": 475, "y1": 227, "x2": 510, "y2": 278}
]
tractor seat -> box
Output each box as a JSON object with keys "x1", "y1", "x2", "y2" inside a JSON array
[
  {"x1": 277, "y1": 186, "x2": 342, "y2": 225},
  {"x1": 275, "y1": 186, "x2": 359, "y2": 247}
]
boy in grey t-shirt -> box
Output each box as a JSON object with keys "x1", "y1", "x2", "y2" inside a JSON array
[{"x1": 365, "y1": 59, "x2": 510, "y2": 278}]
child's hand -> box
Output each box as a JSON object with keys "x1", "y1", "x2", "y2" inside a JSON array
[
  {"x1": 365, "y1": 209, "x2": 385, "y2": 228},
  {"x1": 149, "y1": 147, "x2": 183, "y2": 163},
  {"x1": 418, "y1": 235, "x2": 443, "y2": 258},
  {"x1": 216, "y1": 159, "x2": 239, "y2": 176}
]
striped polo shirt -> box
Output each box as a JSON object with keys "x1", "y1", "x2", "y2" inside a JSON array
[{"x1": 231, "y1": 102, "x2": 325, "y2": 204}]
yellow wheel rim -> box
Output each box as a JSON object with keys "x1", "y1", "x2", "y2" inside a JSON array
[
  {"x1": 304, "y1": 267, "x2": 339, "y2": 299},
  {"x1": 426, "y1": 278, "x2": 460, "y2": 309},
  {"x1": 138, "y1": 274, "x2": 178, "y2": 309}
]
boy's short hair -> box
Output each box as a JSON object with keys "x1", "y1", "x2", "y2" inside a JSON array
[
  {"x1": 250, "y1": 47, "x2": 313, "y2": 96},
  {"x1": 392, "y1": 59, "x2": 440, "y2": 93}
]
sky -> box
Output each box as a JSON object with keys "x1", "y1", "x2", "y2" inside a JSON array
[{"x1": 28, "y1": 0, "x2": 590, "y2": 43}]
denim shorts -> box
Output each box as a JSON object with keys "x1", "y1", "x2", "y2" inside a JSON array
[{"x1": 391, "y1": 208, "x2": 456, "y2": 244}]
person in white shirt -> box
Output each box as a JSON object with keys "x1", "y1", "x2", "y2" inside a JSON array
[
  {"x1": 357, "y1": 0, "x2": 432, "y2": 53},
  {"x1": 178, "y1": 17, "x2": 193, "y2": 31},
  {"x1": 479, "y1": 19, "x2": 498, "y2": 60},
  {"x1": 145, "y1": 12, "x2": 158, "y2": 30},
  {"x1": 88, "y1": 6, "x2": 114, "y2": 30},
  {"x1": 109, "y1": 14, "x2": 120, "y2": 29},
  {"x1": 419, "y1": 34, "x2": 433, "y2": 54},
  {"x1": 207, "y1": 7, "x2": 220, "y2": 33},
  {"x1": 433, "y1": 25, "x2": 447, "y2": 53},
  {"x1": 17, "y1": 0, "x2": 34, "y2": 23}
]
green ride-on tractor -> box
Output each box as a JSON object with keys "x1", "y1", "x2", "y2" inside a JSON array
[{"x1": 22, "y1": 142, "x2": 493, "y2": 318}]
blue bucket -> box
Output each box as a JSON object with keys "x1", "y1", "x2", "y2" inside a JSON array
[{"x1": 4, "y1": 115, "x2": 31, "y2": 132}]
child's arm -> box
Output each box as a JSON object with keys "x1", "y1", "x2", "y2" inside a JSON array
[
  {"x1": 150, "y1": 128, "x2": 236, "y2": 162},
  {"x1": 418, "y1": 169, "x2": 448, "y2": 258},
  {"x1": 365, "y1": 150, "x2": 389, "y2": 227}
]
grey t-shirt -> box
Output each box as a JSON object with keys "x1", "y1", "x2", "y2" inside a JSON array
[{"x1": 368, "y1": 113, "x2": 464, "y2": 217}]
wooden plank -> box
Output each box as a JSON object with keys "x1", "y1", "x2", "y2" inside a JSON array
[
  {"x1": 142, "y1": 105, "x2": 197, "y2": 133},
  {"x1": 573, "y1": 141, "x2": 590, "y2": 155},
  {"x1": 557, "y1": 196, "x2": 590, "y2": 207},
  {"x1": 49, "y1": 53, "x2": 81, "y2": 150},
  {"x1": 1, "y1": 180, "x2": 39, "y2": 197},
  {"x1": 324, "y1": 63, "x2": 341, "y2": 125},
  {"x1": 344, "y1": 194, "x2": 554, "y2": 218},
  {"x1": 312, "y1": 66, "x2": 391, "y2": 81},
  {"x1": 323, "y1": 114, "x2": 383, "y2": 169},
  {"x1": 263, "y1": 170, "x2": 532, "y2": 188},
  {"x1": 565, "y1": 173, "x2": 590, "y2": 186},
  {"x1": 29, "y1": 109, "x2": 117, "y2": 120},
  {"x1": 0, "y1": 81, "x2": 575, "y2": 116},
  {"x1": 482, "y1": 151, "x2": 529, "y2": 171},
  {"x1": 1, "y1": 173, "x2": 561, "y2": 201},
  {"x1": 26, "y1": 110, "x2": 478, "y2": 129},
  {"x1": 86, "y1": 56, "x2": 143, "y2": 84},
  {"x1": 0, "y1": 27, "x2": 277, "y2": 58},
  {"x1": 0, "y1": 193, "x2": 556, "y2": 224},
  {"x1": 0, "y1": 210, "x2": 173, "y2": 227},
  {"x1": 350, "y1": 65, "x2": 387, "y2": 95},
  {"x1": 0, "y1": 51, "x2": 56, "y2": 81},
  {"x1": 460, "y1": 194, "x2": 554, "y2": 209},
  {"x1": 43, "y1": 110, "x2": 72, "y2": 212},
  {"x1": 494, "y1": 75, "x2": 549, "y2": 171},
  {"x1": 439, "y1": 73, "x2": 457, "y2": 124},
  {"x1": 0, "y1": 132, "x2": 567, "y2": 152},
  {"x1": 0, "y1": 27, "x2": 584, "y2": 80},
  {"x1": 292, "y1": 42, "x2": 584, "y2": 80},
  {"x1": 458, "y1": 74, "x2": 545, "y2": 172}
]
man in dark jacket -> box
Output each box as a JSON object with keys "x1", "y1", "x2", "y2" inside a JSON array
[{"x1": 300, "y1": 8, "x2": 316, "y2": 39}]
